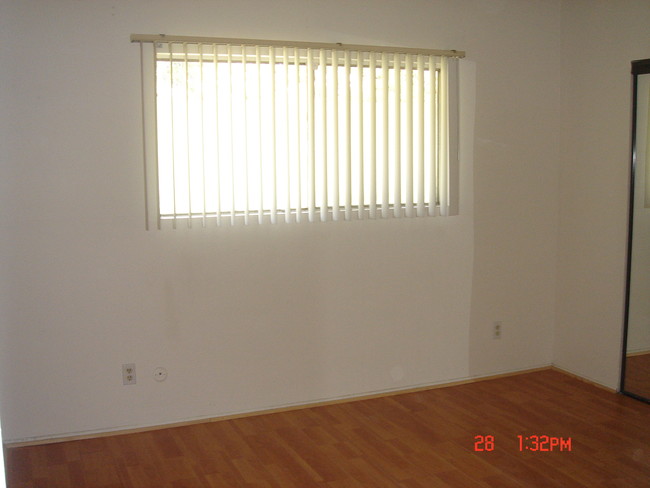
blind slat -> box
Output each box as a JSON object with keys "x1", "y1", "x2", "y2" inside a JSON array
[
  {"x1": 344, "y1": 50, "x2": 352, "y2": 220},
  {"x1": 381, "y1": 52, "x2": 390, "y2": 218},
  {"x1": 199, "y1": 44, "x2": 207, "y2": 227},
  {"x1": 308, "y1": 49, "x2": 316, "y2": 223},
  {"x1": 270, "y1": 47, "x2": 277, "y2": 224},
  {"x1": 254, "y1": 47, "x2": 263, "y2": 223},
  {"x1": 439, "y1": 56, "x2": 449, "y2": 216},
  {"x1": 429, "y1": 54, "x2": 437, "y2": 216},
  {"x1": 212, "y1": 45, "x2": 222, "y2": 225},
  {"x1": 369, "y1": 52, "x2": 377, "y2": 219},
  {"x1": 169, "y1": 42, "x2": 177, "y2": 228},
  {"x1": 284, "y1": 47, "x2": 291, "y2": 223},
  {"x1": 357, "y1": 51, "x2": 364, "y2": 220},
  {"x1": 320, "y1": 49, "x2": 328, "y2": 222},
  {"x1": 149, "y1": 43, "x2": 161, "y2": 230},
  {"x1": 184, "y1": 43, "x2": 192, "y2": 228},
  {"x1": 405, "y1": 53, "x2": 413, "y2": 218},
  {"x1": 417, "y1": 54, "x2": 425, "y2": 217},
  {"x1": 228, "y1": 45, "x2": 236, "y2": 226},
  {"x1": 242, "y1": 45, "x2": 250, "y2": 225},
  {"x1": 332, "y1": 50, "x2": 340, "y2": 222},
  {"x1": 393, "y1": 52, "x2": 401, "y2": 218},
  {"x1": 294, "y1": 47, "x2": 302, "y2": 223}
]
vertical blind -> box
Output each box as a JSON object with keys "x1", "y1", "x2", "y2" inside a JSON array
[{"x1": 134, "y1": 35, "x2": 462, "y2": 228}]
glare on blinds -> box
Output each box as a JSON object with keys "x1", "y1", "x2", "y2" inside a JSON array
[{"x1": 134, "y1": 35, "x2": 462, "y2": 228}]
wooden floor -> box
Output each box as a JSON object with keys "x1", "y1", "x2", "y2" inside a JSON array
[
  {"x1": 4, "y1": 369, "x2": 650, "y2": 487},
  {"x1": 623, "y1": 352, "x2": 650, "y2": 399}
]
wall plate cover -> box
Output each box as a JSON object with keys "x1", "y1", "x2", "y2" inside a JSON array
[
  {"x1": 153, "y1": 367, "x2": 168, "y2": 382},
  {"x1": 122, "y1": 363, "x2": 136, "y2": 385}
]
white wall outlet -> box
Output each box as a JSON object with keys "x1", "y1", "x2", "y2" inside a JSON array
[
  {"x1": 153, "y1": 367, "x2": 168, "y2": 382},
  {"x1": 493, "y1": 322, "x2": 502, "y2": 340},
  {"x1": 122, "y1": 363, "x2": 136, "y2": 385}
]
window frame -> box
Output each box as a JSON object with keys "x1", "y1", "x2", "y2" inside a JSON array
[{"x1": 134, "y1": 35, "x2": 462, "y2": 229}]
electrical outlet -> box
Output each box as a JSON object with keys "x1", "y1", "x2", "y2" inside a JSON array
[
  {"x1": 122, "y1": 363, "x2": 136, "y2": 385},
  {"x1": 493, "y1": 322, "x2": 502, "y2": 339}
]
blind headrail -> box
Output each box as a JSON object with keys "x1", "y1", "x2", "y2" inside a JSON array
[{"x1": 130, "y1": 34, "x2": 465, "y2": 58}]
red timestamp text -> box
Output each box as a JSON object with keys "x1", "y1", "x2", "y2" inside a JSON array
[
  {"x1": 518, "y1": 435, "x2": 572, "y2": 452},
  {"x1": 473, "y1": 435, "x2": 573, "y2": 452},
  {"x1": 474, "y1": 435, "x2": 495, "y2": 451}
]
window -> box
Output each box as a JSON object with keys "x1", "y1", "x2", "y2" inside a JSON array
[{"x1": 134, "y1": 35, "x2": 462, "y2": 228}]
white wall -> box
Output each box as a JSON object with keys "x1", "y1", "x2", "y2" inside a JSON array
[
  {"x1": 555, "y1": 0, "x2": 650, "y2": 387},
  {"x1": 0, "y1": 0, "x2": 563, "y2": 443},
  {"x1": 467, "y1": 0, "x2": 561, "y2": 376}
]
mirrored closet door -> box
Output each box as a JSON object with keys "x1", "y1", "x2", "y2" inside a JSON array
[{"x1": 621, "y1": 58, "x2": 650, "y2": 403}]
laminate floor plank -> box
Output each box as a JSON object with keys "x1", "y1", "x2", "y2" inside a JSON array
[{"x1": 5, "y1": 369, "x2": 650, "y2": 487}]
